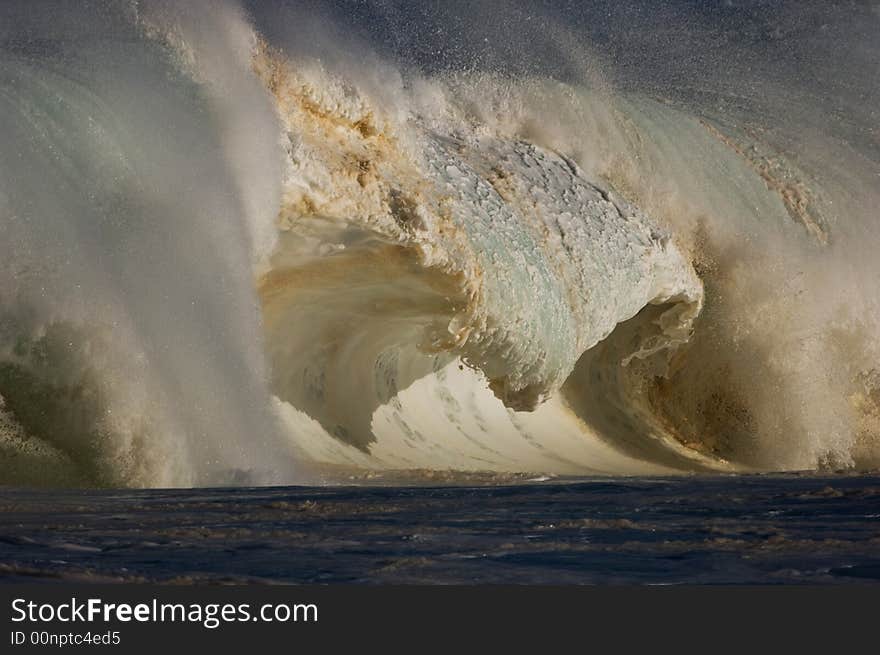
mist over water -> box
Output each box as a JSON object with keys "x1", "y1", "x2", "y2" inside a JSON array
[
  {"x1": 1, "y1": 1, "x2": 878, "y2": 487},
  {"x1": 0, "y1": 2, "x2": 293, "y2": 486}
]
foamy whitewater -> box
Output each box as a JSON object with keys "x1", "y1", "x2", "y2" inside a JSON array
[{"x1": 1, "y1": 1, "x2": 878, "y2": 487}]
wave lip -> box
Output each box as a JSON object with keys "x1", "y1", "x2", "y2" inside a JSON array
[{"x1": 255, "y1": 46, "x2": 705, "y2": 469}]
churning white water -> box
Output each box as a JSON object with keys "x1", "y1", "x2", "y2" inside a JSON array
[{"x1": 1, "y1": 1, "x2": 878, "y2": 487}]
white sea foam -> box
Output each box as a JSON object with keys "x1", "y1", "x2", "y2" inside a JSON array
[{"x1": 1, "y1": 1, "x2": 878, "y2": 486}]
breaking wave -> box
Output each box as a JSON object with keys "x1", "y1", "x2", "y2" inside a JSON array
[{"x1": 1, "y1": 0, "x2": 878, "y2": 487}]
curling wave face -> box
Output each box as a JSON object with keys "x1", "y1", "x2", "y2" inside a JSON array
[{"x1": 1, "y1": 1, "x2": 878, "y2": 487}]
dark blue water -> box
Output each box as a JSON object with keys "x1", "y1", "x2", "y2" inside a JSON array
[{"x1": 1, "y1": 474, "x2": 878, "y2": 584}]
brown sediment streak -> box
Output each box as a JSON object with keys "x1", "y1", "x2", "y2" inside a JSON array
[
  {"x1": 250, "y1": 39, "x2": 488, "y2": 336},
  {"x1": 699, "y1": 119, "x2": 829, "y2": 245},
  {"x1": 254, "y1": 42, "x2": 378, "y2": 138},
  {"x1": 252, "y1": 39, "x2": 409, "y2": 220},
  {"x1": 251, "y1": 39, "x2": 461, "y2": 259}
]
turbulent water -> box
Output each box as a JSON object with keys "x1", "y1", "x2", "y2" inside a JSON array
[
  {"x1": 1, "y1": 0, "x2": 879, "y2": 488},
  {"x1": 2, "y1": 475, "x2": 879, "y2": 584}
]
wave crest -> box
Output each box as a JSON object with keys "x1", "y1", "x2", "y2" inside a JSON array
[{"x1": 255, "y1": 45, "x2": 708, "y2": 472}]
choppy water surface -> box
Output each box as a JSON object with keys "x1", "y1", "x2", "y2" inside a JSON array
[{"x1": 1, "y1": 475, "x2": 878, "y2": 584}]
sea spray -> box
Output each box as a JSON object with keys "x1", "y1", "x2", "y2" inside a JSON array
[{"x1": 1, "y1": 0, "x2": 878, "y2": 486}]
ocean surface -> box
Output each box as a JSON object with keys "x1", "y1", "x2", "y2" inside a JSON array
[{"x1": 2, "y1": 474, "x2": 878, "y2": 585}]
